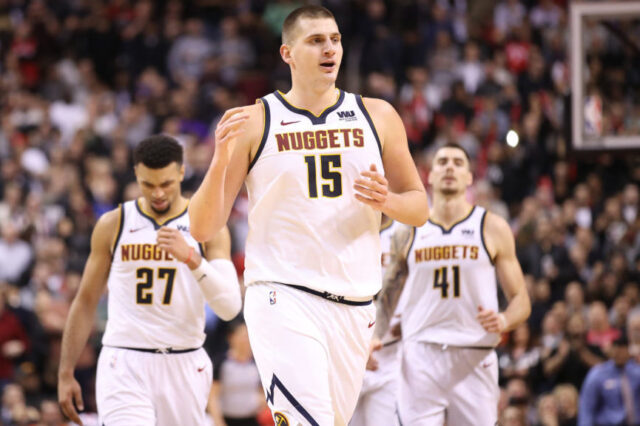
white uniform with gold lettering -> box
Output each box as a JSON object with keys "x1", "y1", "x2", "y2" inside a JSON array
[
  {"x1": 397, "y1": 206, "x2": 500, "y2": 425},
  {"x1": 97, "y1": 199, "x2": 212, "y2": 426},
  {"x1": 351, "y1": 219, "x2": 404, "y2": 426},
  {"x1": 243, "y1": 90, "x2": 381, "y2": 426}
]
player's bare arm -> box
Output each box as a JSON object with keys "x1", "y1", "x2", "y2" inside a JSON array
[
  {"x1": 58, "y1": 208, "x2": 118, "y2": 425},
  {"x1": 189, "y1": 102, "x2": 264, "y2": 242},
  {"x1": 207, "y1": 381, "x2": 227, "y2": 426},
  {"x1": 158, "y1": 224, "x2": 241, "y2": 320},
  {"x1": 374, "y1": 224, "x2": 414, "y2": 340},
  {"x1": 354, "y1": 98, "x2": 429, "y2": 226},
  {"x1": 477, "y1": 212, "x2": 531, "y2": 333}
]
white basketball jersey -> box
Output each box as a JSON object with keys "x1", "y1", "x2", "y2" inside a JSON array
[
  {"x1": 401, "y1": 206, "x2": 500, "y2": 347},
  {"x1": 244, "y1": 90, "x2": 384, "y2": 298},
  {"x1": 102, "y1": 199, "x2": 206, "y2": 349}
]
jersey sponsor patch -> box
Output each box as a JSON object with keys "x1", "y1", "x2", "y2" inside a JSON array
[{"x1": 274, "y1": 412, "x2": 289, "y2": 426}]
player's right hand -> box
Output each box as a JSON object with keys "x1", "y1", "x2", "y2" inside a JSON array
[
  {"x1": 58, "y1": 374, "x2": 84, "y2": 425},
  {"x1": 213, "y1": 107, "x2": 249, "y2": 165},
  {"x1": 366, "y1": 338, "x2": 383, "y2": 371}
]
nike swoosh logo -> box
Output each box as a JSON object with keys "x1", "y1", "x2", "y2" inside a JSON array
[
  {"x1": 280, "y1": 120, "x2": 300, "y2": 126},
  {"x1": 368, "y1": 321, "x2": 376, "y2": 328},
  {"x1": 129, "y1": 227, "x2": 146, "y2": 233},
  {"x1": 197, "y1": 366, "x2": 205, "y2": 372}
]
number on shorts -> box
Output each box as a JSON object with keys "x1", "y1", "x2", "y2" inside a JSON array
[
  {"x1": 136, "y1": 267, "x2": 176, "y2": 305},
  {"x1": 433, "y1": 265, "x2": 460, "y2": 298}
]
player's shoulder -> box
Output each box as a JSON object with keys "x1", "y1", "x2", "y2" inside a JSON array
[
  {"x1": 361, "y1": 97, "x2": 397, "y2": 116},
  {"x1": 244, "y1": 101, "x2": 265, "y2": 117},
  {"x1": 90, "y1": 206, "x2": 122, "y2": 248},
  {"x1": 481, "y1": 209, "x2": 515, "y2": 256},
  {"x1": 96, "y1": 206, "x2": 122, "y2": 232},
  {"x1": 482, "y1": 209, "x2": 511, "y2": 236}
]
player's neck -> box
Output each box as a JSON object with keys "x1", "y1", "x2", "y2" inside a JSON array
[
  {"x1": 284, "y1": 82, "x2": 338, "y2": 116},
  {"x1": 431, "y1": 195, "x2": 472, "y2": 228},
  {"x1": 140, "y1": 196, "x2": 188, "y2": 223}
]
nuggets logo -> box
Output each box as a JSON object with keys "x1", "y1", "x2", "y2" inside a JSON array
[
  {"x1": 269, "y1": 291, "x2": 277, "y2": 305},
  {"x1": 274, "y1": 412, "x2": 289, "y2": 425}
]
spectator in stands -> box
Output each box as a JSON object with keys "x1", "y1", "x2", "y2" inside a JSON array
[
  {"x1": 586, "y1": 301, "x2": 621, "y2": 353},
  {"x1": 542, "y1": 313, "x2": 604, "y2": 391},
  {"x1": 208, "y1": 319, "x2": 265, "y2": 426},
  {"x1": 579, "y1": 335, "x2": 640, "y2": 425}
]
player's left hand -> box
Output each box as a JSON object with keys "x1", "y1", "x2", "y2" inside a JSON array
[
  {"x1": 476, "y1": 306, "x2": 507, "y2": 333},
  {"x1": 354, "y1": 164, "x2": 388, "y2": 210},
  {"x1": 157, "y1": 227, "x2": 191, "y2": 262}
]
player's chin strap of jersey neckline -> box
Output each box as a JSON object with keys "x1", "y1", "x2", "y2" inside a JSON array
[
  {"x1": 109, "y1": 345, "x2": 200, "y2": 354},
  {"x1": 276, "y1": 282, "x2": 373, "y2": 306}
]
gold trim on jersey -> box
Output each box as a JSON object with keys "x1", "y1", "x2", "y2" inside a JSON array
[
  {"x1": 379, "y1": 217, "x2": 394, "y2": 233},
  {"x1": 428, "y1": 205, "x2": 476, "y2": 234},
  {"x1": 276, "y1": 89, "x2": 341, "y2": 118}
]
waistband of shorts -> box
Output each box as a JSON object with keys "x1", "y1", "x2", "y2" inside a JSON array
[
  {"x1": 108, "y1": 345, "x2": 201, "y2": 354},
  {"x1": 423, "y1": 341, "x2": 495, "y2": 351},
  {"x1": 272, "y1": 282, "x2": 373, "y2": 306}
]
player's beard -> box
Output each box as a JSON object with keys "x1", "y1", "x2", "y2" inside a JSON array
[{"x1": 439, "y1": 186, "x2": 460, "y2": 196}]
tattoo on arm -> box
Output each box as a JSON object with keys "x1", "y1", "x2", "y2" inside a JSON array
[{"x1": 374, "y1": 226, "x2": 412, "y2": 339}]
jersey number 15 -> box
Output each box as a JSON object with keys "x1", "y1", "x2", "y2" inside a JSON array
[{"x1": 304, "y1": 154, "x2": 342, "y2": 198}]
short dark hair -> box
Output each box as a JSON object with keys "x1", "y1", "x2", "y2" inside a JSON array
[
  {"x1": 436, "y1": 143, "x2": 471, "y2": 163},
  {"x1": 282, "y1": 5, "x2": 335, "y2": 44},
  {"x1": 133, "y1": 135, "x2": 183, "y2": 168}
]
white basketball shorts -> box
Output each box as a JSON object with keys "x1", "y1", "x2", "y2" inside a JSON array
[
  {"x1": 397, "y1": 341, "x2": 499, "y2": 426},
  {"x1": 96, "y1": 346, "x2": 212, "y2": 426},
  {"x1": 244, "y1": 282, "x2": 376, "y2": 426},
  {"x1": 350, "y1": 340, "x2": 400, "y2": 426}
]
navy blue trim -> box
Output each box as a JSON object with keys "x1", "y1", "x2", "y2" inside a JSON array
[
  {"x1": 273, "y1": 90, "x2": 345, "y2": 125},
  {"x1": 382, "y1": 338, "x2": 401, "y2": 348},
  {"x1": 355, "y1": 95, "x2": 382, "y2": 156},
  {"x1": 480, "y1": 209, "x2": 496, "y2": 265},
  {"x1": 265, "y1": 374, "x2": 319, "y2": 426},
  {"x1": 111, "y1": 345, "x2": 200, "y2": 354},
  {"x1": 396, "y1": 404, "x2": 404, "y2": 426},
  {"x1": 135, "y1": 199, "x2": 188, "y2": 230},
  {"x1": 198, "y1": 242, "x2": 206, "y2": 257},
  {"x1": 276, "y1": 282, "x2": 372, "y2": 306},
  {"x1": 428, "y1": 206, "x2": 476, "y2": 235},
  {"x1": 248, "y1": 98, "x2": 270, "y2": 171},
  {"x1": 111, "y1": 203, "x2": 125, "y2": 255}
]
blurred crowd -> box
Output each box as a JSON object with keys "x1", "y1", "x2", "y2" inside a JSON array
[{"x1": 0, "y1": 0, "x2": 639, "y2": 425}]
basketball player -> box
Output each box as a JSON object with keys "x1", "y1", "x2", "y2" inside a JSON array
[
  {"x1": 375, "y1": 143, "x2": 531, "y2": 425},
  {"x1": 188, "y1": 6, "x2": 429, "y2": 425},
  {"x1": 350, "y1": 215, "x2": 404, "y2": 426},
  {"x1": 57, "y1": 135, "x2": 242, "y2": 426}
]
